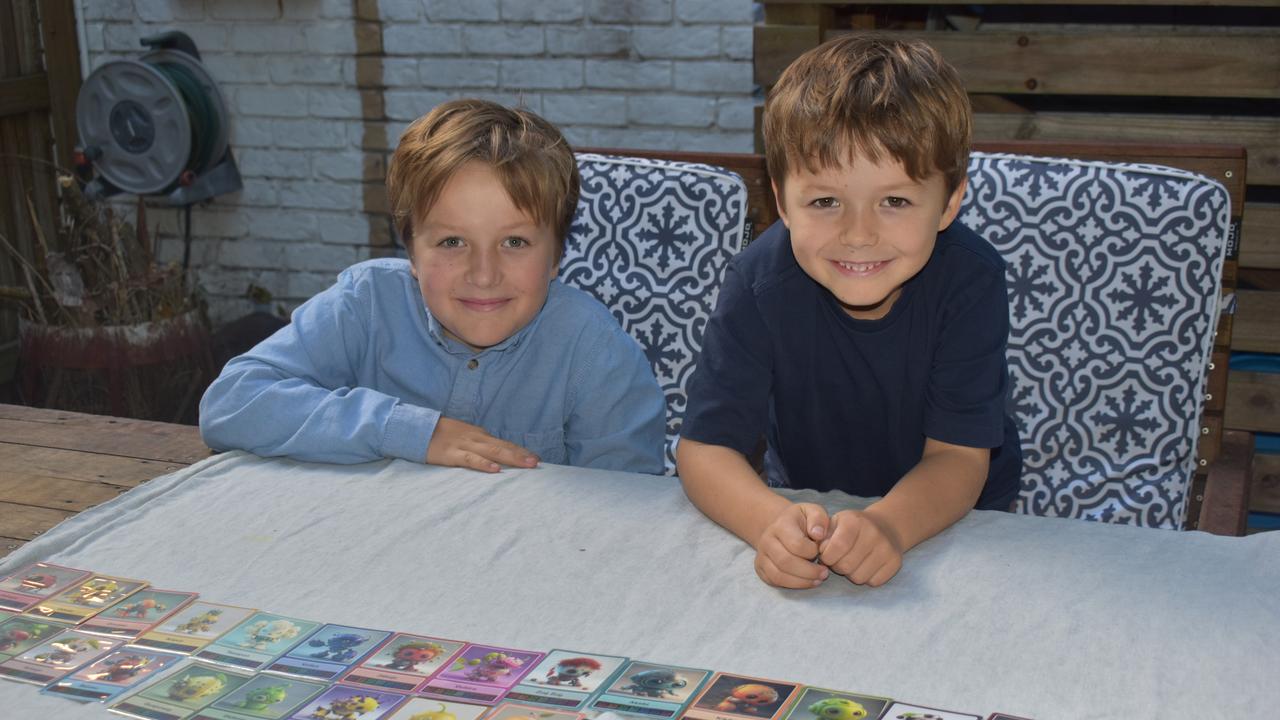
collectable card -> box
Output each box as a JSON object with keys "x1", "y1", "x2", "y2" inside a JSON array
[
  {"x1": 986, "y1": 714, "x2": 1035, "y2": 719},
  {"x1": 263, "y1": 622, "x2": 390, "y2": 681},
  {"x1": 42, "y1": 647, "x2": 183, "y2": 703},
  {"x1": 880, "y1": 702, "x2": 980, "y2": 720},
  {"x1": 134, "y1": 601, "x2": 258, "y2": 655},
  {"x1": 339, "y1": 632, "x2": 466, "y2": 693},
  {"x1": 383, "y1": 697, "x2": 490, "y2": 720},
  {"x1": 0, "y1": 614, "x2": 67, "y2": 661},
  {"x1": 589, "y1": 660, "x2": 711, "y2": 720},
  {"x1": 189, "y1": 672, "x2": 328, "y2": 720},
  {"x1": 505, "y1": 649, "x2": 629, "y2": 710},
  {"x1": 0, "y1": 628, "x2": 121, "y2": 685},
  {"x1": 193, "y1": 612, "x2": 320, "y2": 671},
  {"x1": 25, "y1": 573, "x2": 148, "y2": 624},
  {"x1": 781, "y1": 687, "x2": 892, "y2": 720},
  {"x1": 284, "y1": 684, "x2": 408, "y2": 719},
  {"x1": 418, "y1": 643, "x2": 544, "y2": 705},
  {"x1": 681, "y1": 672, "x2": 801, "y2": 720},
  {"x1": 81, "y1": 589, "x2": 199, "y2": 639},
  {"x1": 108, "y1": 660, "x2": 255, "y2": 720},
  {"x1": 0, "y1": 562, "x2": 92, "y2": 612},
  {"x1": 485, "y1": 700, "x2": 585, "y2": 720}
]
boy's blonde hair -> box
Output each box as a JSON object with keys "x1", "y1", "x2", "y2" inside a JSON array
[
  {"x1": 387, "y1": 99, "x2": 580, "y2": 256},
  {"x1": 763, "y1": 33, "x2": 972, "y2": 200}
]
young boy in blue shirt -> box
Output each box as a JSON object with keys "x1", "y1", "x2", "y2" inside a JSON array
[
  {"x1": 200, "y1": 99, "x2": 666, "y2": 474},
  {"x1": 677, "y1": 35, "x2": 1021, "y2": 588}
]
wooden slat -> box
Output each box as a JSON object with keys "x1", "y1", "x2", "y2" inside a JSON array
[
  {"x1": 768, "y1": 30, "x2": 1280, "y2": 99},
  {"x1": 1, "y1": 537, "x2": 29, "y2": 554},
  {"x1": 1251, "y1": 452, "x2": 1280, "y2": 515},
  {"x1": 1233, "y1": 290, "x2": 1280, "y2": 353},
  {"x1": 754, "y1": 24, "x2": 822, "y2": 87},
  {"x1": 0, "y1": 443, "x2": 186, "y2": 487},
  {"x1": 0, "y1": 500, "x2": 74, "y2": 542},
  {"x1": 0, "y1": 74, "x2": 49, "y2": 117},
  {"x1": 1242, "y1": 203, "x2": 1280, "y2": 270},
  {"x1": 0, "y1": 405, "x2": 210, "y2": 464},
  {"x1": 0, "y1": 472, "x2": 126, "y2": 512},
  {"x1": 38, "y1": 0, "x2": 81, "y2": 168},
  {"x1": 1225, "y1": 370, "x2": 1280, "y2": 434},
  {"x1": 764, "y1": 0, "x2": 1280, "y2": 5},
  {"x1": 1199, "y1": 429, "x2": 1252, "y2": 536}
]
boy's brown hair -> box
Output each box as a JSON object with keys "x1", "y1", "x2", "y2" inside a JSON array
[
  {"x1": 763, "y1": 33, "x2": 972, "y2": 200},
  {"x1": 387, "y1": 99, "x2": 580, "y2": 256}
]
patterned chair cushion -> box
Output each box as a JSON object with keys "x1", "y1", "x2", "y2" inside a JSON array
[
  {"x1": 561, "y1": 153, "x2": 749, "y2": 474},
  {"x1": 961, "y1": 152, "x2": 1231, "y2": 529}
]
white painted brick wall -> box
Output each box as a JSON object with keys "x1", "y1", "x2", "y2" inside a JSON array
[{"x1": 80, "y1": 0, "x2": 756, "y2": 324}]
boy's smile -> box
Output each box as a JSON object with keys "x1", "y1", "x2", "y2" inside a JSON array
[
  {"x1": 410, "y1": 161, "x2": 559, "y2": 351},
  {"x1": 776, "y1": 151, "x2": 966, "y2": 320}
]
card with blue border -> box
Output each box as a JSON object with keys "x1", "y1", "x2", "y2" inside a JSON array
[
  {"x1": 283, "y1": 684, "x2": 408, "y2": 719},
  {"x1": 418, "y1": 643, "x2": 544, "y2": 705},
  {"x1": 189, "y1": 672, "x2": 328, "y2": 720},
  {"x1": 383, "y1": 697, "x2": 490, "y2": 720},
  {"x1": 193, "y1": 612, "x2": 320, "y2": 672},
  {"x1": 107, "y1": 660, "x2": 255, "y2": 720},
  {"x1": 780, "y1": 686, "x2": 892, "y2": 720},
  {"x1": 133, "y1": 601, "x2": 257, "y2": 656},
  {"x1": 504, "y1": 648, "x2": 629, "y2": 711},
  {"x1": 589, "y1": 660, "x2": 711, "y2": 719},
  {"x1": 880, "y1": 702, "x2": 980, "y2": 719},
  {"x1": 263, "y1": 622, "x2": 390, "y2": 681},
  {"x1": 0, "y1": 628, "x2": 122, "y2": 685},
  {"x1": 339, "y1": 632, "x2": 466, "y2": 693},
  {"x1": 42, "y1": 648, "x2": 183, "y2": 703}
]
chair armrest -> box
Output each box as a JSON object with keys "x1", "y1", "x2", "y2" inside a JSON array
[{"x1": 1197, "y1": 430, "x2": 1255, "y2": 536}]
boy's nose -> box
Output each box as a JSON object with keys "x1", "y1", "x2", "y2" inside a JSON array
[
  {"x1": 840, "y1": 213, "x2": 878, "y2": 248},
  {"x1": 465, "y1": 248, "x2": 500, "y2": 287}
]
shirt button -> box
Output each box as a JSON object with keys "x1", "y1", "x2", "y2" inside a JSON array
[{"x1": 467, "y1": 359, "x2": 479, "y2": 370}]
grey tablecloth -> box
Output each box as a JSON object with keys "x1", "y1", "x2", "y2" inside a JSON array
[{"x1": 1, "y1": 451, "x2": 1276, "y2": 719}]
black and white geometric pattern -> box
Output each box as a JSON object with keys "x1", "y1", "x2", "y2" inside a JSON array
[
  {"x1": 962, "y1": 152, "x2": 1231, "y2": 529},
  {"x1": 561, "y1": 153, "x2": 749, "y2": 473}
]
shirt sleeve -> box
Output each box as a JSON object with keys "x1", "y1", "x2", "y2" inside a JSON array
[
  {"x1": 923, "y1": 263, "x2": 1011, "y2": 449},
  {"x1": 563, "y1": 320, "x2": 667, "y2": 475},
  {"x1": 198, "y1": 268, "x2": 441, "y2": 464},
  {"x1": 678, "y1": 263, "x2": 774, "y2": 458}
]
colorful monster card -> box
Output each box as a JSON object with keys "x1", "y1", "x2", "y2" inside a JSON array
[
  {"x1": 189, "y1": 673, "x2": 328, "y2": 720},
  {"x1": 42, "y1": 647, "x2": 183, "y2": 703},
  {"x1": 339, "y1": 632, "x2": 465, "y2": 693},
  {"x1": 0, "y1": 614, "x2": 67, "y2": 661},
  {"x1": 0, "y1": 628, "x2": 121, "y2": 685},
  {"x1": 504, "y1": 649, "x2": 629, "y2": 711},
  {"x1": 484, "y1": 700, "x2": 586, "y2": 720},
  {"x1": 781, "y1": 686, "x2": 891, "y2": 720},
  {"x1": 25, "y1": 573, "x2": 148, "y2": 624},
  {"x1": 383, "y1": 697, "x2": 490, "y2": 720},
  {"x1": 284, "y1": 684, "x2": 408, "y2": 719},
  {"x1": 263, "y1": 622, "x2": 390, "y2": 681},
  {"x1": 680, "y1": 672, "x2": 800, "y2": 720},
  {"x1": 81, "y1": 589, "x2": 199, "y2": 639},
  {"x1": 134, "y1": 601, "x2": 258, "y2": 655},
  {"x1": 0, "y1": 562, "x2": 92, "y2": 612},
  {"x1": 880, "y1": 702, "x2": 980, "y2": 720},
  {"x1": 986, "y1": 714, "x2": 1036, "y2": 719},
  {"x1": 417, "y1": 643, "x2": 544, "y2": 705},
  {"x1": 589, "y1": 660, "x2": 711, "y2": 719},
  {"x1": 107, "y1": 660, "x2": 254, "y2": 720},
  {"x1": 193, "y1": 612, "x2": 320, "y2": 672}
]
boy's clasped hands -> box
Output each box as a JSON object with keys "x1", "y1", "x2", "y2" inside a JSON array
[{"x1": 754, "y1": 502, "x2": 904, "y2": 589}]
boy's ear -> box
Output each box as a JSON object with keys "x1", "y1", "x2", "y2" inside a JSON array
[
  {"x1": 770, "y1": 178, "x2": 790, "y2": 228},
  {"x1": 937, "y1": 176, "x2": 968, "y2": 232}
]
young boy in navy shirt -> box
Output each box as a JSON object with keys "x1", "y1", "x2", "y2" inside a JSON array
[
  {"x1": 677, "y1": 35, "x2": 1021, "y2": 588},
  {"x1": 200, "y1": 99, "x2": 665, "y2": 474}
]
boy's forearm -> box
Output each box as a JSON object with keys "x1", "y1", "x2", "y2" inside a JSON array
[
  {"x1": 865, "y1": 439, "x2": 988, "y2": 552},
  {"x1": 676, "y1": 438, "x2": 790, "y2": 549}
]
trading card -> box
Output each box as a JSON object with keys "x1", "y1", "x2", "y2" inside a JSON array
[
  {"x1": 193, "y1": 612, "x2": 320, "y2": 672},
  {"x1": 418, "y1": 643, "x2": 544, "y2": 705},
  {"x1": 108, "y1": 660, "x2": 254, "y2": 720},
  {"x1": 0, "y1": 562, "x2": 92, "y2": 612},
  {"x1": 283, "y1": 684, "x2": 408, "y2": 719},
  {"x1": 780, "y1": 687, "x2": 892, "y2": 720},
  {"x1": 25, "y1": 573, "x2": 148, "y2": 624},
  {"x1": 505, "y1": 649, "x2": 629, "y2": 710},
  {"x1": 589, "y1": 660, "x2": 711, "y2": 719},
  {"x1": 485, "y1": 700, "x2": 585, "y2": 720},
  {"x1": 0, "y1": 628, "x2": 121, "y2": 685},
  {"x1": 383, "y1": 697, "x2": 490, "y2": 720},
  {"x1": 680, "y1": 672, "x2": 800, "y2": 720},
  {"x1": 880, "y1": 703, "x2": 979, "y2": 720},
  {"x1": 263, "y1": 622, "x2": 390, "y2": 681},
  {"x1": 985, "y1": 714, "x2": 1035, "y2": 719},
  {"x1": 339, "y1": 632, "x2": 465, "y2": 693},
  {"x1": 134, "y1": 601, "x2": 258, "y2": 655},
  {"x1": 42, "y1": 648, "x2": 182, "y2": 703},
  {"x1": 81, "y1": 589, "x2": 199, "y2": 639},
  {"x1": 0, "y1": 614, "x2": 68, "y2": 661},
  {"x1": 189, "y1": 673, "x2": 328, "y2": 720}
]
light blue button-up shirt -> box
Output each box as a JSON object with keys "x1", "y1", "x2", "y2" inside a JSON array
[{"x1": 199, "y1": 258, "x2": 666, "y2": 474}]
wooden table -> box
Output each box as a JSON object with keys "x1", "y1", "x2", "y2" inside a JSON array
[{"x1": 0, "y1": 403, "x2": 210, "y2": 558}]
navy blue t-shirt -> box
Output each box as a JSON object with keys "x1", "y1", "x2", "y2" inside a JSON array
[{"x1": 681, "y1": 219, "x2": 1021, "y2": 511}]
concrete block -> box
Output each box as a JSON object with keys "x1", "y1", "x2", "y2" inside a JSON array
[
  {"x1": 546, "y1": 26, "x2": 629, "y2": 57},
  {"x1": 271, "y1": 119, "x2": 350, "y2": 149},
  {"x1": 235, "y1": 85, "x2": 310, "y2": 118},
  {"x1": 229, "y1": 24, "x2": 307, "y2": 53},
  {"x1": 541, "y1": 93, "x2": 628, "y2": 127},
  {"x1": 304, "y1": 22, "x2": 359, "y2": 55},
  {"x1": 632, "y1": 26, "x2": 720, "y2": 59},
  {"x1": 585, "y1": 60, "x2": 671, "y2": 90},
  {"x1": 462, "y1": 26, "x2": 545, "y2": 56},
  {"x1": 587, "y1": 0, "x2": 672, "y2": 24},
  {"x1": 268, "y1": 56, "x2": 346, "y2": 84},
  {"x1": 244, "y1": 208, "x2": 320, "y2": 241},
  {"x1": 419, "y1": 58, "x2": 499, "y2": 87},
  {"x1": 237, "y1": 149, "x2": 312, "y2": 179},
  {"x1": 425, "y1": 0, "x2": 500, "y2": 22},
  {"x1": 280, "y1": 181, "x2": 363, "y2": 211},
  {"x1": 385, "y1": 90, "x2": 455, "y2": 121},
  {"x1": 501, "y1": 0, "x2": 584, "y2": 22},
  {"x1": 308, "y1": 89, "x2": 365, "y2": 119},
  {"x1": 383, "y1": 23, "x2": 464, "y2": 55},
  {"x1": 628, "y1": 94, "x2": 714, "y2": 127},
  {"x1": 673, "y1": 60, "x2": 752, "y2": 92},
  {"x1": 676, "y1": 0, "x2": 755, "y2": 24},
  {"x1": 500, "y1": 59, "x2": 583, "y2": 90},
  {"x1": 209, "y1": 0, "x2": 282, "y2": 20}
]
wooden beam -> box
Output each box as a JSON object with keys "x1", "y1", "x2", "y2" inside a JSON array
[
  {"x1": 1199, "y1": 429, "x2": 1252, "y2": 536},
  {"x1": 1233, "y1": 290, "x2": 1280, "y2": 353},
  {"x1": 0, "y1": 500, "x2": 74, "y2": 542},
  {"x1": 1251, "y1": 452, "x2": 1280, "y2": 515},
  {"x1": 0, "y1": 472, "x2": 125, "y2": 512},
  {"x1": 755, "y1": 25, "x2": 823, "y2": 87},
  {"x1": 0, "y1": 74, "x2": 49, "y2": 117},
  {"x1": 37, "y1": 0, "x2": 81, "y2": 169},
  {"x1": 763, "y1": 0, "x2": 1280, "y2": 6},
  {"x1": 0, "y1": 443, "x2": 185, "y2": 487},
  {"x1": 1225, "y1": 370, "x2": 1280, "y2": 434},
  {"x1": 0, "y1": 405, "x2": 210, "y2": 464},
  {"x1": 1242, "y1": 203, "x2": 1280, "y2": 270}
]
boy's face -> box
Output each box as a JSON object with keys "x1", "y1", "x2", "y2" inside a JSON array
[
  {"x1": 409, "y1": 161, "x2": 559, "y2": 351},
  {"x1": 775, "y1": 150, "x2": 966, "y2": 320}
]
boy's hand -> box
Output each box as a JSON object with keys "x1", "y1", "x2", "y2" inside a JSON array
[
  {"x1": 753, "y1": 503, "x2": 831, "y2": 589},
  {"x1": 425, "y1": 417, "x2": 539, "y2": 473},
  {"x1": 818, "y1": 509, "x2": 903, "y2": 587}
]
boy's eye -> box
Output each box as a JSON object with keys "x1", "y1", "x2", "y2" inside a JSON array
[
  {"x1": 438, "y1": 236, "x2": 464, "y2": 248},
  {"x1": 883, "y1": 196, "x2": 911, "y2": 208},
  {"x1": 810, "y1": 197, "x2": 838, "y2": 209},
  {"x1": 501, "y1": 236, "x2": 529, "y2": 248}
]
